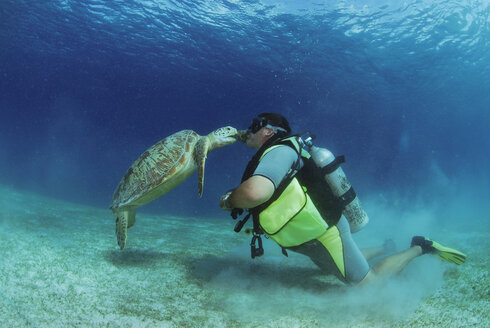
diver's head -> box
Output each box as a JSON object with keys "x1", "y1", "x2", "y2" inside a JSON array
[{"x1": 246, "y1": 113, "x2": 291, "y2": 149}]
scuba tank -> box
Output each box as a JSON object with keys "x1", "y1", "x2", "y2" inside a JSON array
[{"x1": 302, "y1": 134, "x2": 369, "y2": 233}]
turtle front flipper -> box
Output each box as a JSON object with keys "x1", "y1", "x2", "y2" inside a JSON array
[
  {"x1": 115, "y1": 208, "x2": 136, "y2": 250},
  {"x1": 194, "y1": 137, "x2": 210, "y2": 197}
]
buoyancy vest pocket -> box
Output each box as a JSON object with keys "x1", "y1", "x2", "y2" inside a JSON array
[{"x1": 259, "y1": 178, "x2": 328, "y2": 247}]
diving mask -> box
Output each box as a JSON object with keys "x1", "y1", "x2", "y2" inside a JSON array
[{"x1": 248, "y1": 117, "x2": 288, "y2": 134}]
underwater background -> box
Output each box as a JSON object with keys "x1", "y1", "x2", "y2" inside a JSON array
[{"x1": 0, "y1": 0, "x2": 489, "y2": 327}]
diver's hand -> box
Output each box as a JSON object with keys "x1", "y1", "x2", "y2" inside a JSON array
[{"x1": 219, "y1": 190, "x2": 234, "y2": 211}]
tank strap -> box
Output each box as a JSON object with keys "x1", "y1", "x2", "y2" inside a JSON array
[
  {"x1": 320, "y1": 155, "x2": 345, "y2": 176},
  {"x1": 252, "y1": 139, "x2": 303, "y2": 215},
  {"x1": 240, "y1": 134, "x2": 285, "y2": 183},
  {"x1": 339, "y1": 186, "x2": 356, "y2": 209}
]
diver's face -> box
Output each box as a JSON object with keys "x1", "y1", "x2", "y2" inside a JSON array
[
  {"x1": 245, "y1": 127, "x2": 272, "y2": 150},
  {"x1": 245, "y1": 130, "x2": 259, "y2": 149}
]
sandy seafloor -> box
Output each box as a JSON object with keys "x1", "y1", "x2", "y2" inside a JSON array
[{"x1": 0, "y1": 184, "x2": 488, "y2": 328}]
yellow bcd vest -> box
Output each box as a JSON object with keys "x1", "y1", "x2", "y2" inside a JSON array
[{"x1": 257, "y1": 143, "x2": 328, "y2": 247}]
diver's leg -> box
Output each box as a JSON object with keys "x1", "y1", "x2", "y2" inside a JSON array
[
  {"x1": 332, "y1": 217, "x2": 371, "y2": 284},
  {"x1": 359, "y1": 246, "x2": 422, "y2": 285},
  {"x1": 361, "y1": 246, "x2": 383, "y2": 260},
  {"x1": 289, "y1": 218, "x2": 420, "y2": 286},
  {"x1": 361, "y1": 239, "x2": 396, "y2": 260}
]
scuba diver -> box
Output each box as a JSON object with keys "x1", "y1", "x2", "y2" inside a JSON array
[{"x1": 219, "y1": 113, "x2": 466, "y2": 285}]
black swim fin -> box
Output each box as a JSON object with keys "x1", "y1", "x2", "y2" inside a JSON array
[{"x1": 411, "y1": 236, "x2": 466, "y2": 265}]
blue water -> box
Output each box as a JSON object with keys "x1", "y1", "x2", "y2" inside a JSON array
[{"x1": 0, "y1": 0, "x2": 489, "y2": 217}]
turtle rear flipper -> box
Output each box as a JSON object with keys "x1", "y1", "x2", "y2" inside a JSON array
[
  {"x1": 194, "y1": 137, "x2": 210, "y2": 197},
  {"x1": 116, "y1": 209, "x2": 136, "y2": 250}
]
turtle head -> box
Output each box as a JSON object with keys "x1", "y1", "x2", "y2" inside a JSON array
[{"x1": 207, "y1": 126, "x2": 246, "y2": 150}]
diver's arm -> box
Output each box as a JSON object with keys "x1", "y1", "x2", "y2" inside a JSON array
[
  {"x1": 220, "y1": 145, "x2": 298, "y2": 211},
  {"x1": 222, "y1": 175, "x2": 275, "y2": 210}
]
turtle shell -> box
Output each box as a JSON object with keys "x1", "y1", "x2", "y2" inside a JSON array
[{"x1": 111, "y1": 130, "x2": 200, "y2": 209}]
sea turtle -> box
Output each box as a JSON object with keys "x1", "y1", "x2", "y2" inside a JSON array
[{"x1": 110, "y1": 126, "x2": 247, "y2": 250}]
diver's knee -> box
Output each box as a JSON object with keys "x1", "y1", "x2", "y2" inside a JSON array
[{"x1": 357, "y1": 269, "x2": 376, "y2": 286}]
